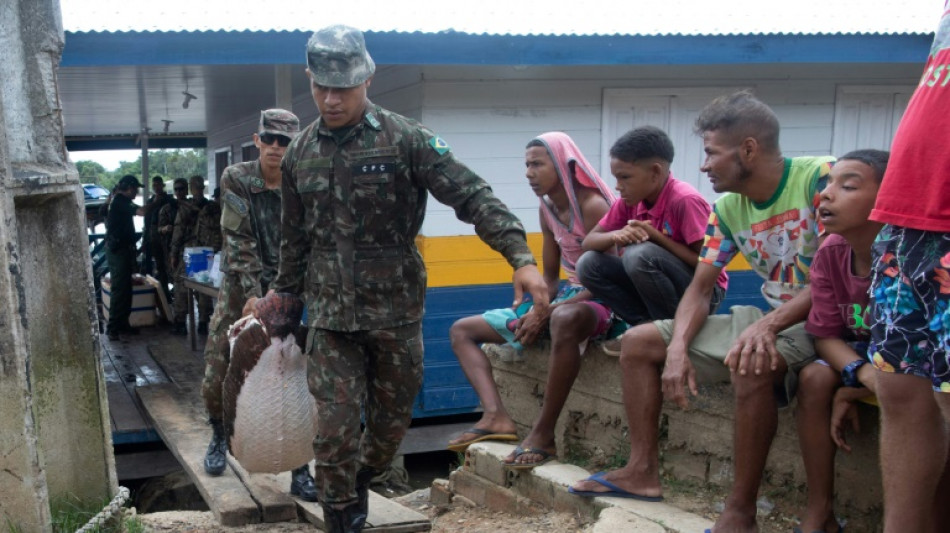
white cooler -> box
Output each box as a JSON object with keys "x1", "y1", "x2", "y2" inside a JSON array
[{"x1": 101, "y1": 277, "x2": 157, "y2": 327}]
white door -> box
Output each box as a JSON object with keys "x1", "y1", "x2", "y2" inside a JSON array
[{"x1": 831, "y1": 85, "x2": 915, "y2": 156}]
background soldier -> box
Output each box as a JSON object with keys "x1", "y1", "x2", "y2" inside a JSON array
[
  {"x1": 169, "y1": 174, "x2": 211, "y2": 335},
  {"x1": 104, "y1": 174, "x2": 144, "y2": 340},
  {"x1": 145, "y1": 175, "x2": 173, "y2": 296},
  {"x1": 196, "y1": 186, "x2": 222, "y2": 254},
  {"x1": 267, "y1": 25, "x2": 548, "y2": 532},
  {"x1": 199, "y1": 109, "x2": 316, "y2": 501},
  {"x1": 157, "y1": 177, "x2": 188, "y2": 303}
]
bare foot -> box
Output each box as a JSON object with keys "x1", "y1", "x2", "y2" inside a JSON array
[
  {"x1": 710, "y1": 507, "x2": 758, "y2": 533},
  {"x1": 796, "y1": 513, "x2": 840, "y2": 533}
]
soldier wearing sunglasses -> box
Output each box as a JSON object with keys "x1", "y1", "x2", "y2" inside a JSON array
[{"x1": 198, "y1": 109, "x2": 318, "y2": 502}]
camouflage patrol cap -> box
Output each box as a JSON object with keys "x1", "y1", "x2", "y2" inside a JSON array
[
  {"x1": 259, "y1": 109, "x2": 300, "y2": 137},
  {"x1": 306, "y1": 25, "x2": 375, "y2": 88}
]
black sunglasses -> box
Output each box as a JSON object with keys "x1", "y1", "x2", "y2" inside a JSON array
[
  {"x1": 259, "y1": 133, "x2": 291, "y2": 147},
  {"x1": 174, "y1": 186, "x2": 186, "y2": 191}
]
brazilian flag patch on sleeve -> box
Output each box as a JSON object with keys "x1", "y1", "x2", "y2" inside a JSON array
[{"x1": 429, "y1": 136, "x2": 451, "y2": 155}]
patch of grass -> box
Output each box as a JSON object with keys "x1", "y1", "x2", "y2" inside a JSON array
[
  {"x1": 602, "y1": 433, "x2": 630, "y2": 471},
  {"x1": 450, "y1": 451, "x2": 465, "y2": 471},
  {"x1": 5, "y1": 517, "x2": 24, "y2": 533},
  {"x1": 562, "y1": 439, "x2": 590, "y2": 468},
  {"x1": 49, "y1": 493, "x2": 139, "y2": 533}
]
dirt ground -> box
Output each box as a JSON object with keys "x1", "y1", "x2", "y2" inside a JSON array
[
  {"x1": 129, "y1": 481, "x2": 804, "y2": 533},
  {"x1": 129, "y1": 496, "x2": 587, "y2": 533}
]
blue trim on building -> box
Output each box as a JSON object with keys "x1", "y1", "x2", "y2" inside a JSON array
[
  {"x1": 63, "y1": 30, "x2": 932, "y2": 68},
  {"x1": 413, "y1": 272, "x2": 768, "y2": 418},
  {"x1": 112, "y1": 428, "x2": 162, "y2": 445}
]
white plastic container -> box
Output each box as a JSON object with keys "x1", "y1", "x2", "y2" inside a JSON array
[{"x1": 101, "y1": 277, "x2": 157, "y2": 327}]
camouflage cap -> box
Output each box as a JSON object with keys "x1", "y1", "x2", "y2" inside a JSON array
[
  {"x1": 259, "y1": 109, "x2": 300, "y2": 138},
  {"x1": 306, "y1": 25, "x2": 375, "y2": 88}
]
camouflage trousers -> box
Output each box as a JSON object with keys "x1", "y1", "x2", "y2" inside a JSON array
[
  {"x1": 172, "y1": 259, "x2": 212, "y2": 324},
  {"x1": 201, "y1": 273, "x2": 246, "y2": 418},
  {"x1": 307, "y1": 322, "x2": 424, "y2": 504}
]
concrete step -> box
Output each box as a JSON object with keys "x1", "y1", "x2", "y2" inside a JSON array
[{"x1": 450, "y1": 441, "x2": 713, "y2": 533}]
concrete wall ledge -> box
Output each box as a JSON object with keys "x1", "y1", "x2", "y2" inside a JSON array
[
  {"x1": 485, "y1": 341, "x2": 883, "y2": 525},
  {"x1": 449, "y1": 441, "x2": 713, "y2": 532}
]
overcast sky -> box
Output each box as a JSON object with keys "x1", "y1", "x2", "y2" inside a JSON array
[{"x1": 59, "y1": 0, "x2": 942, "y2": 35}]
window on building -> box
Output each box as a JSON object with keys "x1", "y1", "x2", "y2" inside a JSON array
[{"x1": 214, "y1": 149, "x2": 231, "y2": 182}]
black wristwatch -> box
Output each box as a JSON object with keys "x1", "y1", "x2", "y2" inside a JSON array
[{"x1": 841, "y1": 359, "x2": 867, "y2": 388}]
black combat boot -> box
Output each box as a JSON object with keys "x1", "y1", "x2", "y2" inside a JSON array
[
  {"x1": 203, "y1": 418, "x2": 227, "y2": 476},
  {"x1": 320, "y1": 501, "x2": 367, "y2": 533},
  {"x1": 355, "y1": 467, "x2": 376, "y2": 516},
  {"x1": 290, "y1": 464, "x2": 318, "y2": 502},
  {"x1": 171, "y1": 321, "x2": 187, "y2": 336}
]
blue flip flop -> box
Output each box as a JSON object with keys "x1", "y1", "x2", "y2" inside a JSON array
[{"x1": 567, "y1": 471, "x2": 663, "y2": 501}]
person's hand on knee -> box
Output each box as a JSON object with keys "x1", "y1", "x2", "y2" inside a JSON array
[
  {"x1": 514, "y1": 307, "x2": 547, "y2": 346},
  {"x1": 662, "y1": 346, "x2": 698, "y2": 409},
  {"x1": 724, "y1": 319, "x2": 781, "y2": 376}
]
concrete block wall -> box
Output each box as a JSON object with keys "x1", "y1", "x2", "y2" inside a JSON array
[{"x1": 490, "y1": 341, "x2": 883, "y2": 524}]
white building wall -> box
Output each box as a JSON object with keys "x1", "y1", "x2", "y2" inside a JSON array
[
  {"x1": 204, "y1": 62, "x2": 920, "y2": 238},
  {"x1": 416, "y1": 63, "x2": 921, "y2": 236},
  {"x1": 205, "y1": 66, "x2": 424, "y2": 189}
]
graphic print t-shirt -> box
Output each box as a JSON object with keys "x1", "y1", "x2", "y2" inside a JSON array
[
  {"x1": 698, "y1": 156, "x2": 835, "y2": 308},
  {"x1": 805, "y1": 234, "x2": 872, "y2": 342}
]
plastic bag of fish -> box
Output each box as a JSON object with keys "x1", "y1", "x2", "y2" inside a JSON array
[{"x1": 221, "y1": 293, "x2": 317, "y2": 473}]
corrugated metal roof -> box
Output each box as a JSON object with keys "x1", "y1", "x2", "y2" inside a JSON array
[{"x1": 60, "y1": 0, "x2": 941, "y2": 36}]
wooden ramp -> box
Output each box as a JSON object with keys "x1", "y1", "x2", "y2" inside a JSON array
[{"x1": 138, "y1": 342, "x2": 431, "y2": 531}]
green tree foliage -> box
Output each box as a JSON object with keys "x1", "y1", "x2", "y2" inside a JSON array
[
  {"x1": 74, "y1": 149, "x2": 207, "y2": 191},
  {"x1": 75, "y1": 160, "x2": 107, "y2": 184},
  {"x1": 113, "y1": 149, "x2": 207, "y2": 183}
]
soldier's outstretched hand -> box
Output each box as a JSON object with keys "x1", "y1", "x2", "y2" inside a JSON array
[{"x1": 512, "y1": 264, "x2": 549, "y2": 316}]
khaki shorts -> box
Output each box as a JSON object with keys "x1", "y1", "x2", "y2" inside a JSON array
[{"x1": 653, "y1": 305, "x2": 815, "y2": 406}]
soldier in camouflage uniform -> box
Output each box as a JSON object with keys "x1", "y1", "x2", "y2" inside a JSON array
[
  {"x1": 199, "y1": 109, "x2": 317, "y2": 502},
  {"x1": 158, "y1": 177, "x2": 188, "y2": 300},
  {"x1": 195, "y1": 186, "x2": 222, "y2": 254},
  {"x1": 170, "y1": 174, "x2": 212, "y2": 335},
  {"x1": 264, "y1": 25, "x2": 549, "y2": 533},
  {"x1": 145, "y1": 176, "x2": 174, "y2": 301}
]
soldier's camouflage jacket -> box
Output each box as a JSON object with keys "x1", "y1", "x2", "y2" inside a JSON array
[
  {"x1": 157, "y1": 199, "x2": 179, "y2": 256},
  {"x1": 170, "y1": 197, "x2": 207, "y2": 260},
  {"x1": 196, "y1": 198, "x2": 222, "y2": 252},
  {"x1": 219, "y1": 162, "x2": 282, "y2": 299},
  {"x1": 271, "y1": 102, "x2": 536, "y2": 332}
]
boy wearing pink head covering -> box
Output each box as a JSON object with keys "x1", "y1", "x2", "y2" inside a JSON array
[{"x1": 446, "y1": 132, "x2": 622, "y2": 465}]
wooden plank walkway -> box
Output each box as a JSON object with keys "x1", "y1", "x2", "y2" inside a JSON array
[
  {"x1": 101, "y1": 326, "x2": 178, "y2": 445},
  {"x1": 137, "y1": 339, "x2": 431, "y2": 531},
  {"x1": 137, "y1": 382, "x2": 431, "y2": 530}
]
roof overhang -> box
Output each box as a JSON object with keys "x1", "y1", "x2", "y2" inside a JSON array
[{"x1": 63, "y1": 30, "x2": 934, "y2": 68}]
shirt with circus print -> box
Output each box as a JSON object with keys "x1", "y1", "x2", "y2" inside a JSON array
[{"x1": 699, "y1": 156, "x2": 835, "y2": 308}]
